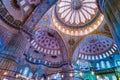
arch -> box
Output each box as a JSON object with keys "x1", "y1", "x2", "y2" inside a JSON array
[
  {"x1": 18, "y1": 64, "x2": 33, "y2": 78},
  {"x1": 24, "y1": 67, "x2": 30, "y2": 76}
]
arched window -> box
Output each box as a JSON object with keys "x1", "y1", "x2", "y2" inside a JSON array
[
  {"x1": 106, "y1": 61, "x2": 111, "y2": 68},
  {"x1": 96, "y1": 63, "x2": 100, "y2": 70},
  {"x1": 101, "y1": 61, "x2": 105, "y2": 69},
  {"x1": 50, "y1": 73, "x2": 61, "y2": 80},
  {"x1": 112, "y1": 75, "x2": 117, "y2": 80},
  {"x1": 28, "y1": 72, "x2": 33, "y2": 78},
  {"x1": 2, "y1": 78, "x2": 8, "y2": 80},
  {"x1": 104, "y1": 76, "x2": 109, "y2": 80},
  {"x1": 23, "y1": 67, "x2": 29, "y2": 76}
]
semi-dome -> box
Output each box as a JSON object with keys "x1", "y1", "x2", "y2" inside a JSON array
[
  {"x1": 73, "y1": 35, "x2": 118, "y2": 61},
  {"x1": 52, "y1": 0, "x2": 104, "y2": 36},
  {"x1": 30, "y1": 28, "x2": 68, "y2": 66},
  {"x1": 31, "y1": 28, "x2": 61, "y2": 55}
]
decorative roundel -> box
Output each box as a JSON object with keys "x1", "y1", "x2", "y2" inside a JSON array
[
  {"x1": 76, "y1": 35, "x2": 118, "y2": 60},
  {"x1": 52, "y1": 0, "x2": 104, "y2": 36}
]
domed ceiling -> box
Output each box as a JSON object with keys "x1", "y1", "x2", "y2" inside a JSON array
[
  {"x1": 52, "y1": 0, "x2": 104, "y2": 36},
  {"x1": 29, "y1": 27, "x2": 68, "y2": 67},
  {"x1": 73, "y1": 35, "x2": 118, "y2": 61},
  {"x1": 32, "y1": 28, "x2": 61, "y2": 55}
]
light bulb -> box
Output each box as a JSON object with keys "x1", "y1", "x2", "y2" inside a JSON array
[
  {"x1": 62, "y1": 74, "x2": 64, "y2": 78},
  {"x1": 3, "y1": 72, "x2": 8, "y2": 75},
  {"x1": 69, "y1": 73, "x2": 73, "y2": 77},
  {"x1": 91, "y1": 71, "x2": 94, "y2": 75},
  {"x1": 79, "y1": 72, "x2": 83, "y2": 76}
]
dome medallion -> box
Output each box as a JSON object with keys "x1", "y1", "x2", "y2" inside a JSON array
[
  {"x1": 52, "y1": 0, "x2": 104, "y2": 36},
  {"x1": 72, "y1": 0, "x2": 82, "y2": 10}
]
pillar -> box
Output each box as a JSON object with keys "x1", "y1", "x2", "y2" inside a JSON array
[
  {"x1": 98, "y1": 0, "x2": 120, "y2": 53},
  {"x1": 62, "y1": 65, "x2": 72, "y2": 80}
]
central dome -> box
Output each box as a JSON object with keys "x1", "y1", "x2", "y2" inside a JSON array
[{"x1": 52, "y1": 0, "x2": 104, "y2": 36}]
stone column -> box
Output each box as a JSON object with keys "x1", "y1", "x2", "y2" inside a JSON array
[
  {"x1": 62, "y1": 65, "x2": 72, "y2": 80},
  {"x1": 98, "y1": 0, "x2": 120, "y2": 53}
]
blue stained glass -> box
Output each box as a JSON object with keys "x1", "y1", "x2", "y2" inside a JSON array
[{"x1": 0, "y1": 36, "x2": 4, "y2": 50}]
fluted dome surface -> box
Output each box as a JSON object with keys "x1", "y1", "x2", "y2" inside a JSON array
[
  {"x1": 52, "y1": 0, "x2": 104, "y2": 36},
  {"x1": 57, "y1": 0, "x2": 98, "y2": 26}
]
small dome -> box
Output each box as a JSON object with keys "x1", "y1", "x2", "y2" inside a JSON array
[
  {"x1": 30, "y1": 28, "x2": 68, "y2": 66},
  {"x1": 74, "y1": 35, "x2": 118, "y2": 60}
]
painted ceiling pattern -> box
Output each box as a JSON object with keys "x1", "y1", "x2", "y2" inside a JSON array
[
  {"x1": 0, "y1": 1, "x2": 120, "y2": 80},
  {"x1": 73, "y1": 35, "x2": 118, "y2": 61},
  {"x1": 57, "y1": 0, "x2": 98, "y2": 25},
  {"x1": 29, "y1": 28, "x2": 69, "y2": 67},
  {"x1": 53, "y1": 0, "x2": 104, "y2": 36},
  {"x1": 31, "y1": 28, "x2": 61, "y2": 55}
]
